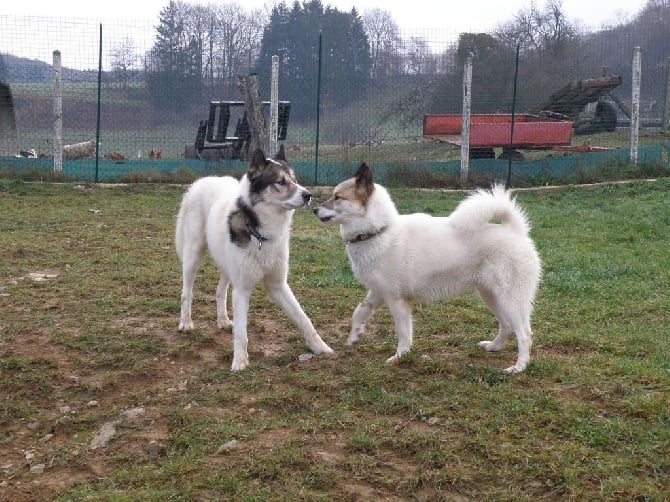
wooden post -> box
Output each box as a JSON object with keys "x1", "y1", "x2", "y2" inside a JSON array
[
  {"x1": 237, "y1": 74, "x2": 270, "y2": 154},
  {"x1": 630, "y1": 47, "x2": 641, "y2": 165},
  {"x1": 0, "y1": 83, "x2": 17, "y2": 156},
  {"x1": 53, "y1": 50, "x2": 63, "y2": 174},
  {"x1": 460, "y1": 52, "x2": 473, "y2": 186},
  {"x1": 663, "y1": 57, "x2": 670, "y2": 134}
]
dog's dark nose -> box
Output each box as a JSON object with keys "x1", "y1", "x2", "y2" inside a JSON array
[
  {"x1": 313, "y1": 207, "x2": 318, "y2": 215},
  {"x1": 302, "y1": 191, "x2": 312, "y2": 204}
]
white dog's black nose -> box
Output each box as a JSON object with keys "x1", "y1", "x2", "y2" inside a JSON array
[{"x1": 302, "y1": 191, "x2": 312, "y2": 204}]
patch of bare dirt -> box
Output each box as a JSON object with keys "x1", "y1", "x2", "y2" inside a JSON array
[{"x1": 0, "y1": 298, "x2": 342, "y2": 501}]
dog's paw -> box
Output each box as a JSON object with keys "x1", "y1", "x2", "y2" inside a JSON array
[
  {"x1": 385, "y1": 346, "x2": 412, "y2": 364},
  {"x1": 477, "y1": 340, "x2": 501, "y2": 352},
  {"x1": 504, "y1": 364, "x2": 524, "y2": 374},
  {"x1": 385, "y1": 352, "x2": 405, "y2": 364},
  {"x1": 231, "y1": 354, "x2": 250, "y2": 372},
  {"x1": 347, "y1": 326, "x2": 365, "y2": 346},
  {"x1": 309, "y1": 339, "x2": 334, "y2": 355},
  {"x1": 178, "y1": 320, "x2": 194, "y2": 332},
  {"x1": 217, "y1": 319, "x2": 233, "y2": 330}
]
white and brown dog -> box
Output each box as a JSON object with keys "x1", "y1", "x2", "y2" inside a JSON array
[
  {"x1": 175, "y1": 146, "x2": 333, "y2": 370},
  {"x1": 314, "y1": 163, "x2": 541, "y2": 373}
]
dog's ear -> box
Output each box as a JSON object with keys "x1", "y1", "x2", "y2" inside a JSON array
[
  {"x1": 354, "y1": 162, "x2": 374, "y2": 196},
  {"x1": 248, "y1": 149, "x2": 267, "y2": 179},
  {"x1": 274, "y1": 144, "x2": 286, "y2": 162}
]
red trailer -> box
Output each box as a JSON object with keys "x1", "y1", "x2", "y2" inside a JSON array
[
  {"x1": 423, "y1": 113, "x2": 572, "y2": 148},
  {"x1": 423, "y1": 113, "x2": 608, "y2": 159}
]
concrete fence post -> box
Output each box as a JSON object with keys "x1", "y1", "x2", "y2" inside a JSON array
[
  {"x1": 53, "y1": 50, "x2": 63, "y2": 174},
  {"x1": 662, "y1": 57, "x2": 670, "y2": 133},
  {"x1": 460, "y1": 52, "x2": 473, "y2": 186},
  {"x1": 270, "y1": 55, "x2": 279, "y2": 156},
  {"x1": 630, "y1": 46, "x2": 641, "y2": 165}
]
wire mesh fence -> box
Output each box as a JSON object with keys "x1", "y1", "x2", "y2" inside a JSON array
[{"x1": 0, "y1": 10, "x2": 669, "y2": 185}]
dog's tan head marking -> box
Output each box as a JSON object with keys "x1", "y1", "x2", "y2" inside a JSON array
[
  {"x1": 327, "y1": 162, "x2": 374, "y2": 208},
  {"x1": 313, "y1": 162, "x2": 376, "y2": 223}
]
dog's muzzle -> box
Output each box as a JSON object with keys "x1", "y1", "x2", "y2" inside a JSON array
[
  {"x1": 302, "y1": 191, "x2": 312, "y2": 205},
  {"x1": 313, "y1": 206, "x2": 334, "y2": 222}
]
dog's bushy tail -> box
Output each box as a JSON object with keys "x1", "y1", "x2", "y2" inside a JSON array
[{"x1": 449, "y1": 183, "x2": 530, "y2": 235}]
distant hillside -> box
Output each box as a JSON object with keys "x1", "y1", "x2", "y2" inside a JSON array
[{"x1": 0, "y1": 53, "x2": 98, "y2": 83}]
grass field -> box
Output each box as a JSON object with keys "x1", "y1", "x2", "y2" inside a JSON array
[{"x1": 0, "y1": 177, "x2": 668, "y2": 501}]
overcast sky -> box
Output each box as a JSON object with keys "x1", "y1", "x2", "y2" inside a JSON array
[
  {"x1": 4, "y1": 0, "x2": 645, "y2": 32},
  {"x1": 1, "y1": 0, "x2": 648, "y2": 69}
]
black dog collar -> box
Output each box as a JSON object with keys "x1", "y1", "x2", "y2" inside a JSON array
[
  {"x1": 346, "y1": 226, "x2": 387, "y2": 245},
  {"x1": 247, "y1": 223, "x2": 269, "y2": 249}
]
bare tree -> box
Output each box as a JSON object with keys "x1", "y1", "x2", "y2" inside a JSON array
[
  {"x1": 110, "y1": 38, "x2": 138, "y2": 91},
  {"x1": 495, "y1": 0, "x2": 578, "y2": 54},
  {"x1": 403, "y1": 37, "x2": 434, "y2": 75},
  {"x1": 212, "y1": 4, "x2": 262, "y2": 83},
  {"x1": 183, "y1": 3, "x2": 212, "y2": 84},
  {"x1": 363, "y1": 8, "x2": 402, "y2": 78},
  {"x1": 643, "y1": 0, "x2": 670, "y2": 9}
]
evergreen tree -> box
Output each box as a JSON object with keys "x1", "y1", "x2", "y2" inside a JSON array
[
  {"x1": 255, "y1": 0, "x2": 371, "y2": 121},
  {"x1": 0, "y1": 54, "x2": 9, "y2": 82}
]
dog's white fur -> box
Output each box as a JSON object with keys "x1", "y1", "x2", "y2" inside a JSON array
[
  {"x1": 314, "y1": 163, "x2": 541, "y2": 373},
  {"x1": 175, "y1": 147, "x2": 333, "y2": 371}
]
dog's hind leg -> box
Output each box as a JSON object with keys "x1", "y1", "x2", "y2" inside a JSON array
[
  {"x1": 266, "y1": 281, "x2": 334, "y2": 355},
  {"x1": 178, "y1": 244, "x2": 206, "y2": 332},
  {"x1": 386, "y1": 298, "x2": 413, "y2": 364},
  {"x1": 506, "y1": 315, "x2": 532, "y2": 374},
  {"x1": 476, "y1": 287, "x2": 514, "y2": 352},
  {"x1": 476, "y1": 288, "x2": 532, "y2": 373},
  {"x1": 348, "y1": 290, "x2": 383, "y2": 346},
  {"x1": 215, "y1": 273, "x2": 232, "y2": 329}
]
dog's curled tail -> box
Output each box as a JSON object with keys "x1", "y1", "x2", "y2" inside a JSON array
[{"x1": 449, "y1": 183, "x2": 530, "y2": 235}]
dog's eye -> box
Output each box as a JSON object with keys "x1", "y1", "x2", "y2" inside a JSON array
[
  {"x1": 276, "y1": 179, "x2": 287, "y2": 186},
  {"x1": 333, "y1": 194, "x2": 341, "y2": 201}
]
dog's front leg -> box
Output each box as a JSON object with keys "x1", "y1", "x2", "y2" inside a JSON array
[
  {"x1": 348, "y1": 290, "x2": 383, "y2": 346},
  {"x1": 230, "y1": 287, "x2": 251, "y2": 371},
  {"x1": 386, "y1": 298, "x2": 413, "y2": 364},
  {"x1": 178, "y1": 293, "x2": 194, "y2": 332},
  {"x1": 266, "y1": 282, "x2": 334, "y2": 355}
]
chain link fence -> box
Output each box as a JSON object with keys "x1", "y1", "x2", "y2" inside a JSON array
[{"x1": 0, "y1": 12, "x2": 668, "y2": 185}]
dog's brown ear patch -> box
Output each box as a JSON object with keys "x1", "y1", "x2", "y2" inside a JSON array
[
  {"x1": 354, "y1": 162, "x2": 374, "y2": 198},
  {"x1": 353, "y1": 162, "x2": 371, "y2": 180},
  {"x1": 248, "y1": 149, "x2": 267, "y2": 179}
]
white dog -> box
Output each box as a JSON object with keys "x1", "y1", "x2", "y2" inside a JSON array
[
  {"x1": 314, "y1": 163, "x2": 541, "y2": 373},
  {"x1": 175, "y1": 146, "x2": 333, "y2": 371}
]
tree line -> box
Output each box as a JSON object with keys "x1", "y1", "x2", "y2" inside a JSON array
[{"x1": 118, "y1": 0, "x2": 669, "y2": 122}]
